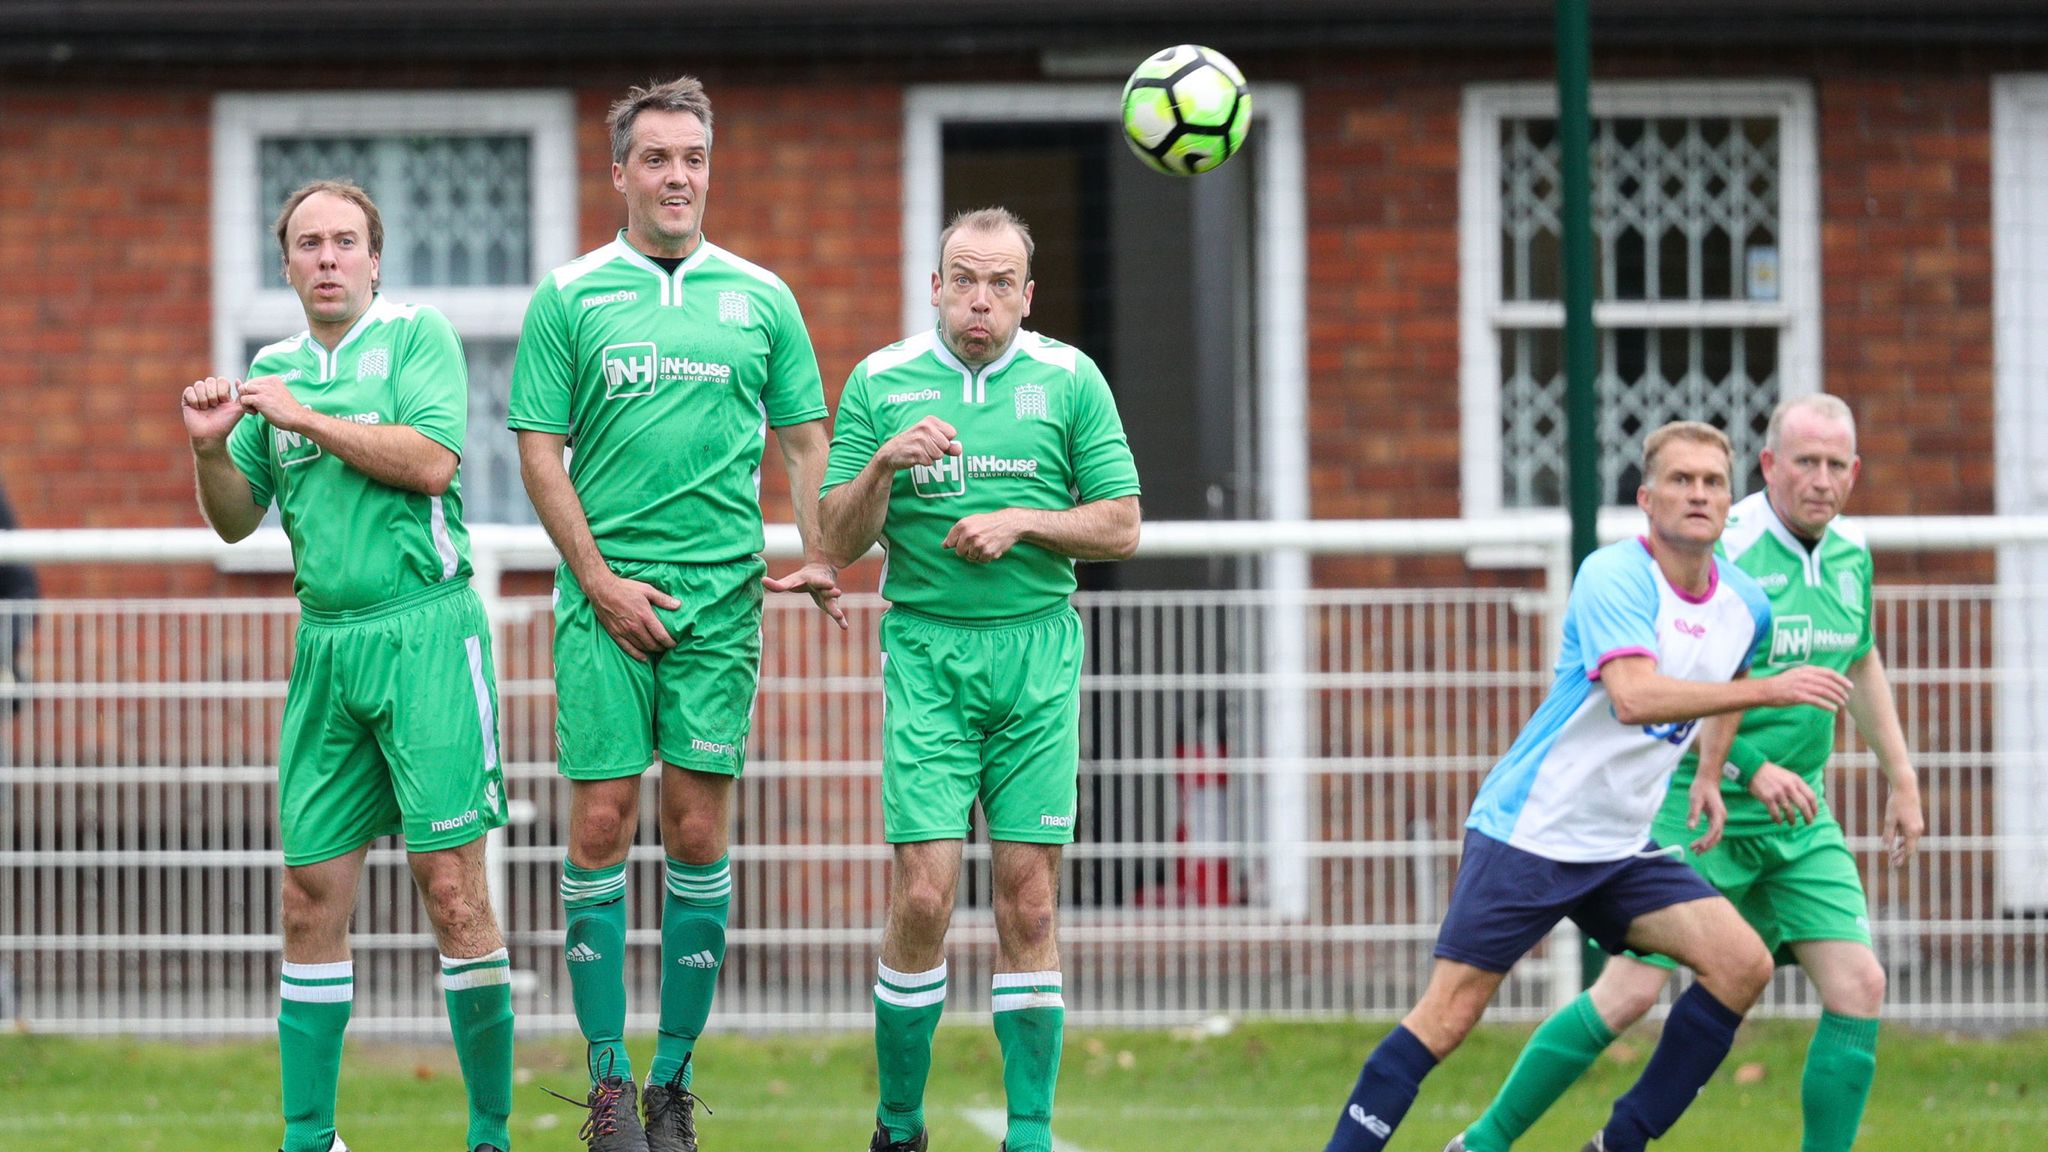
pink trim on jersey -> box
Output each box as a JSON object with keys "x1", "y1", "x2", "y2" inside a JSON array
[
  {"x1": 1590, "y1": 646, "x2": 1658, "y2": 680},
  {"x1": 1636, "y1": 536, "x2": 1718, "y2": 605}
]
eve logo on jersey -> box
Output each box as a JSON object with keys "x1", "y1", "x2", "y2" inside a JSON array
[
  {"x1": 603, "y1": 342, "x2": 659, "y2": 398},
  {"x1": 912, "y1": 452, "x2": 966, "y2": 498},
  {"x1": 275, "y1": 429, "x2": 323, "y2": 467},
  {"x1": 1673, "y1": 618, "x2": 1707, "y2": 638}
]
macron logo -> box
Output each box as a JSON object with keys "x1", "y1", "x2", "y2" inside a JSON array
[
  {"x1": 1347, "y1": 1106, "x2": 1391, "y2": 1138},
  {"x1": 676, "y1": 950, "x2": 719, "y2": 969},
  {"x1": 566, "y1": 943, "x2": 602, "y2": 963}
]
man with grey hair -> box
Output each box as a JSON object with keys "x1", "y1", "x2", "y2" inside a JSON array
[
  {"x1": 511, "y1": 75, "x2": 841, "y2": 1152},
  {"x1": 1448, "y1": 392, "x2": 1922, "y2": 1152}
]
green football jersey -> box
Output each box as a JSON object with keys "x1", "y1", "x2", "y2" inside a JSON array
[
  {"x1": 1661, "y1": 491, "x2": 1875, "y2": 836},
  {"x1": 226, "y1": 296, "x2": 472, "y2": 615},
  {"x1": 506, "y1": 233, "x2": 827, "y2": 564},
  {"x1": 820, "y1": 327, "x2": 1142, "y2": 621}
]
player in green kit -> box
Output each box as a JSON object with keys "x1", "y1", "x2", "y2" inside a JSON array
[
  {"x1": 1447, "y1": 394, "x2": 1924, "y2": 1152},
  {"x1": 509, "y1": 77, "x2": 840, "y2": 1152},
  {"x1": 182, "y1": 180, "x2": 514, "y2": 1152},
  {"x1": 819, "y1": 208, "x2": 1143, "y2": 1152}
]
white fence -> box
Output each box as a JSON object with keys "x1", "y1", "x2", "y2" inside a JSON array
[{"x1": 1, "y1": 517, "x2": 2045, "y2": 1035}]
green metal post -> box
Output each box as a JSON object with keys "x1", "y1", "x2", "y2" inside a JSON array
[{"x1": 1555, "y1": 0, "x2": 1605, "y2": 986}]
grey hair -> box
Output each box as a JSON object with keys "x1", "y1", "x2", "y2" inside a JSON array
[
  {"x1": 607, "y1": 76, "x2": 714, "y2": 165},
  {"x1": 1765, "y1": 393, "x2": 1857, "y2": 454}
]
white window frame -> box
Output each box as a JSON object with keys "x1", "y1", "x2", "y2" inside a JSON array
[
  {"x1": 1457, "y1": 80, "x2": 1822, "y2": 523},
  {"x1": 1991, "y1": 74, "x2": 2048, "y2": 910},
  {"x1": 901, "y1": 84, "x2": 1314, "y2": 919},
  {"x1": 210, "y1": 90, "x2": 578, "y2": 379}
]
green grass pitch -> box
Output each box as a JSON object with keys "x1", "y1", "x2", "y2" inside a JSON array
[{"x1": 4, "y1": 1020, "x2": 2040, "y2": 1149}]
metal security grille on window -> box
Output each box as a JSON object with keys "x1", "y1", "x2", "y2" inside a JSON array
[
  {"x1": 1499, "y1": 116, "x2": 1781, "y2": 505},
  {"x1": 257, "y1": 135, "x2": 532, "y2": 289}
]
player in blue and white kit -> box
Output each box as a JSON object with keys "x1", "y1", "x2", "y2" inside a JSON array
[{"x1": 1322, "y1": 422, "x2": 1855, "y2": 1152}]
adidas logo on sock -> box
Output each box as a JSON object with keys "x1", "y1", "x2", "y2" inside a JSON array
[
  {"x1": 566, "y1": 943, "x2": 602, "y2": 963},
  {"x1": 676, "y1": 950, "x2": 719, "y2": 969},
  {"x1": 1347, "y1": 1105, "x2": 1392, "y2": 1138}
]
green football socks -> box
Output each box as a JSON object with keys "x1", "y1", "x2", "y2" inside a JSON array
[
  {"x1": 442, "y1": 948, "x2": 515, "y2": 1152},
  {"x1": 651, "y1": 854, "x2": 731, "y2": 1089},
  {"x1": 278, "y1": 959, "x2": 353, "y2": 1152},
  {"x1": 992, "y1": 970, "x2": 1065, "y2": 1152},
  {"x1": 1464, "y1": 991, "x2": 1617, "y2": 1152},
  {"x1": 873, "y1": 960, "x2": 949, "y2": 1141},
  {"x1": 1801, "y1": 1011, "x2": 1879, "y2": 1152},
  {"x1": 561, "y1": 857, "x2": 632, "y2": 1085}
]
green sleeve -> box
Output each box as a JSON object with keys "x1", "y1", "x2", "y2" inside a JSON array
[
  {"x1": 392, "y1": 308, "x2": 467, "y2": 457},
  {"x1": 225, "y1": 412, "x2": 274, "y2": 509},
  {"x1": 819, "y1": 366, "x2": 878, "y2": 496},
  {"x1": 762, "y1": 282, "x2": 828, "y2": 428},
  {"x1": 1725, "y1": 736, "x2": 1770, "y2": 787},
  {"x1": 1068, "y1": 353, "x2": 1142, "y2": 503},
  {"x1": 507, "y1": 280, "x2": 573, "y2": 434}
]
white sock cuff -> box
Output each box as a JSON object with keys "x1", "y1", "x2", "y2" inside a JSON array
[
  {"x1": 440, "y1": 948, "x2": 512, "y2": 991},
  {"x1": 990, "y1": 969, "x2": 1064, "y2": 1012},
  {"x1": 280, "y1": 959, "x2": 355, "y2": 1004},
  {"x1": 875, "y1": 958, "x2": 949, "y2": 1008}
]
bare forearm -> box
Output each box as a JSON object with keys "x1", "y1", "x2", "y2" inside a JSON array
[
  {"x1": 191, "y1": 447, "x2": 263, "y2": 542},
  {"x1": 517, "y1": 436, "x2": 609, "y2": 588},
  {"x1": 819, "y1": 462, "x2": 893, "y2": 569},
  {"x1": 775, "y1": 420, "x2": 832, "y2": 563},
  {"x1": 1606, "y1": 669, "x2": 1775, "y2": 727},
  {"x1": 1848, "y1": 651, "x2": 1917, "y2": 790},
  {"x1": 1694, "y1": 710, "x2": 1743, "y2": 778},
  {"x1": 1011, "y1": 496, "x2": 1140, "y2": 561},
  {"x1": 297, "y1": 417, "x2": 455, "y2": 496}
]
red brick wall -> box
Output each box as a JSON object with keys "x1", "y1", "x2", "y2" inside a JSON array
[{"x1": 0, "y1": 89, "x2": 238, "y2": 596}]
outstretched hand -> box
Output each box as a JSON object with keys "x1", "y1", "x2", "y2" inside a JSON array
[{"x1": 764, "y1": 561, "x2": 847, "y2": 629}]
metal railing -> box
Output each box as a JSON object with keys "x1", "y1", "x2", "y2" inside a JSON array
[{"x1": 1, "y1": 516, "x2": 2044, "y2": 1034}]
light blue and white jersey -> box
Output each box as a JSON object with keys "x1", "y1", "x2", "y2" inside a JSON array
[{"x1": 1467, "y1": 538, "x2": 1772, "y2": 862}]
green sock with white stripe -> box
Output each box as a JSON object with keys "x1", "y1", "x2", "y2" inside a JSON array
[
  {"x1": 561, "y1": 857, "x2": 631, "y2": 1085},
  {"x1": 873, "y1": 960, "x2": 948, "y2": 1142},
  {"x1": 651, "y1": 854, "x2": 731, "y2": 1089},
  {"x1": 442, "y1": 948, "x2": 514, "y2": 1152},
  {"x1": 278, "y1": 959, "x2": 352, "y2": 1152},
  {"x1": 992, "y1": 970, "x2": 1065, "y2": 1152}
]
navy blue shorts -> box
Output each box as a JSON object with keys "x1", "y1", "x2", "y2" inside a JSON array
[{"x1": 1432, "y1": 828, "x2": 1720, "y2": 974}]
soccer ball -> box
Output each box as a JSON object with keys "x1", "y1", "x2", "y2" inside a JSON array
[{"x1": 1119, "y1": 45, "x2": 1252, "y2": 176}]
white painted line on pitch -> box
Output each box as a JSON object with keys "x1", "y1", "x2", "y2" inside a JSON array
[{"x1": 960, "y1": 1107, "x2": 1099, "y2": 1152}]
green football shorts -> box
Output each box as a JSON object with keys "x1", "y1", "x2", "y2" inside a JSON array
[
  {"x1": 552, "y1": 557, "x2": 766, "y2": 780},
  {"x1": 279, "y1": 581, "x2": 508, "y2": 867},
  {"x1": 879, "y1": 604, "x2": 1084, "y2": 845},
  {"x1": 1631, "y1": 814, "x2": 1874, "y2": 969}
]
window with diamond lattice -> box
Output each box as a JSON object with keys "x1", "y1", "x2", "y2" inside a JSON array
[
  {"x1": 214, "y1": 93, "x2": 575, "y2": 525},
  {"x1": 1460, "y1": 83, "x2": 1819, "y2": 517}
]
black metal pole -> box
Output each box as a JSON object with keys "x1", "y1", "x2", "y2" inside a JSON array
[{"x1": 1556, "y1": 0, "x2": 1605, "y2": 986}]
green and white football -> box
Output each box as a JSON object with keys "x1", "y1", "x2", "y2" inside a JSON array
[{"x1": 1120, "y1": 44, "x2": 1252, "y2": 176}]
